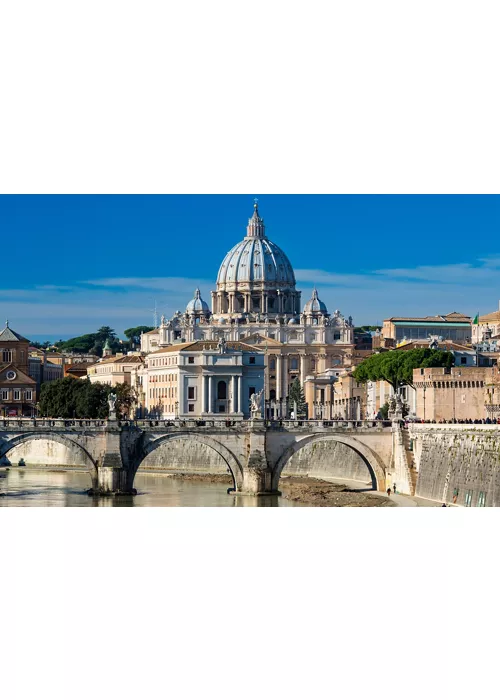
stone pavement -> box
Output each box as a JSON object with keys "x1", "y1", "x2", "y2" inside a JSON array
[{"x1": 320, "y1": 475, "x2": 454, "y2": 507}]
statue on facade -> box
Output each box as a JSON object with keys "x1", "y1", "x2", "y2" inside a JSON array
[
  {"x1": 250, "y1": 389, "x2": 264, "y2": 418},
  {"x1": 160, "y1": 314, "x2": 166, "y2": 326},
  {"x1": 217, "y1": 336, "x2": 227, "y2": 354}
]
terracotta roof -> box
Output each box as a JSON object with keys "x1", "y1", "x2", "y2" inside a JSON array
[
  {"x1": 66, "y1": 362, "x2": 95, "y2": 371},
  {"x1": 478, "y1": 311, "x2": 500, "y2": 323},
  {"x1": 149, "y1": 341, "x2": 263, "y2": 354},
  {"x1": 143, "y1": 329, "x2": 159, "y2": 335},
  {"x1": 396, "y1": 340, "x2": 472, "y2": 351},
  {"x1": 95, "y1": 354, "x2": 144, "y2": 365}
]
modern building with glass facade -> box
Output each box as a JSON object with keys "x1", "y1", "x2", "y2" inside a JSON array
[{"x1": 383, "y1": 312, "x2": 472, "y2": 344}]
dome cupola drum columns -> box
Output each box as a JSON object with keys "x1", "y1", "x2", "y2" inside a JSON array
[{"x1": 212, "y1": 201, "x2": 301, "y2": 318}]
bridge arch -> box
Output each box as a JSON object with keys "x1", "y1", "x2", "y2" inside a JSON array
[
  {"x1": 272, "y1": 434, "x2": 387, "y2": 492},
  {"x1": 0, "y1": 432, "x2": 98, "y2": 475},
  {"x1": 137, "y1": 433, "x2": 244, "y2": 490}
]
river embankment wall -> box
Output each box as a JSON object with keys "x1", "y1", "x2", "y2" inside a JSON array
[{"x1": 409, "y1": 425, "x2": 500, "y2": 506}]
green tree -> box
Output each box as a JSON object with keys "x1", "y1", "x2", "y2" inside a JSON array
[
  {"x1": 39, "y1": 377, "x2": 109, "y2": 418},
  {"x1": 379, "y1": 402, "x2": 389, "y2": 420},
  {"x1": 124, "y1": 326, "x2": 154, "y2": 348},
  {"x1": 289, "y1": 378, "x2": 307, "y2": 416},
  {"x1": 353, "y1": 348, "x2": 454, "y2": 392},
  {"x1": 111, "y1": 382, "x2": 137, "y2": 418},
  {"x1": 354, "y1": 326, "x2": 381, "y2": 333},
  {"x1": 95, "y1": 326, "x2": 117, "y2": 343}
]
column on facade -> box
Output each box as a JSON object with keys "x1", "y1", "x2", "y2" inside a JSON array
[
  {"x1": 201, "y1": 374, "x2": 206, "y2": 413},
  {"x1": 276, "y1": 355, "x2": 282, "y2": 400},
  {"x1": 230, "y1": 376, "x2": 235, "y2": 414},
  {"x1": 282, "y1": 355, "x2": 289, "y2": 400},
  {"x1": 208, "y1": 375, "x2": 213, "y2": 413},
  {"x1": 178, "y1": 376, "x2": 184, "y2": 416},
  {"x1": 299, "y1": 354, "x2": 306, "y2": 385},
  {"x1": 236, "y1": 375, "x2": 241, "y2": 413}
]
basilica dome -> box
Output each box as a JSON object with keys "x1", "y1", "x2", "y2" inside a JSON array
[
  {"x1": 186, "y1": 288, "x2": 209, "y2": 314},
  {"x1": 303, "y1": 288, "x2": 328, "y2": 314},
  {"x1": 216, "y1": 202, "x2": 296, "y2": 289}
]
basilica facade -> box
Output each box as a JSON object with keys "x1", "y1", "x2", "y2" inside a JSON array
[{"x1": 141, "y1": 202, "x2": 355, "y2": 413}]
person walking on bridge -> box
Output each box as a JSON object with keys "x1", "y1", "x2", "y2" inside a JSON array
[
  {"x1": 393, "y1": 483, "x2": 397, "y2": 494},
  {"x1": 386, "y1": 487, "x2": 392, "y2": 497}
]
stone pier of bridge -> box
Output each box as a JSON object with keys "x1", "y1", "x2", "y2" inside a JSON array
[{"x1": 0, "y1": 417, "x2": 403, "y2": 497}]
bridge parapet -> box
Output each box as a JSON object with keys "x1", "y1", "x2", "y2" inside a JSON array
[{"x1": 266, "y1": 419, "x2": 392, "y2": 432}]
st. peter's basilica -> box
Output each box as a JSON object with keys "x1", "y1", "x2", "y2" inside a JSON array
[{"x1": 141, "y1": 202, "x2": 356, "y2": 411}]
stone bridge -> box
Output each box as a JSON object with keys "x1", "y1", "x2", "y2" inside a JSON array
[{"x1": 0, "y1": 418, "x2": 410, "y2": 496}]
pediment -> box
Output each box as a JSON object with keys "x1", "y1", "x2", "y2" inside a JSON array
[
  {"x1": 0, "y1": 363, "x2": 36, "y2": 385},
  {"x1": 239, "y1": 333, "x2": 284, "y2": 347}
]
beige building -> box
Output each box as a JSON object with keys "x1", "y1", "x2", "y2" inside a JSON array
[
  {"x1": 472, "y1": 308, "x2": 500, "y2": 343},
  {"x1": 87, "y1": 353, "x2": 144, "y2": 387},
  {"x1": 143, "y1": 340, "x2": 264, "y2": 419},
  {"x1": 141, "y1": 203, "x2": 356, "y2": 418},
  {"x1": 413, "y1": 366, "x2": 492, "y2": 422},
  {"x1": 382, "y1": 312, "x2": 472, "y2": 344}
]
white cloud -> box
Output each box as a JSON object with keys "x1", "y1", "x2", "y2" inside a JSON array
[
  {"x1": 84, "y1": 277, "x2": 212, "y2": 293},
  {"x1": 2, "y1": 257, "x2": 500, "y2": 334}
]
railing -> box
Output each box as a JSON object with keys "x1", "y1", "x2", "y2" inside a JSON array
[
  {"x1": 264, "y1": 419, "x2": 392, "y2": 430},
  {"x1": 0, "y1": 417, "x2": 393, "y2": 431}
]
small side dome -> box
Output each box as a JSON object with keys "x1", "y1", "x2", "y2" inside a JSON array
[
  {"x1": 186, "y1": 288, "x2": 210, "y2": 315},
  {"x1": 303, "y1": 288, "x2": 327, "y2": 314}
]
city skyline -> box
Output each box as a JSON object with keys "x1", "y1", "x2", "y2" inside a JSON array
[{"x1": 4, "y1": 194, "x2": 500, "y2": 339}]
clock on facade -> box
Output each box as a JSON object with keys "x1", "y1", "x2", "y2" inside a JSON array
[{"x1": 6, "y1": 370, "x2": 17, "y2": 380}]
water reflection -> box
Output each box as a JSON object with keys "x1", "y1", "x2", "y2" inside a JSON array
[{"x1": 0, "y1": 468, "x2": 295, "y2": 507}]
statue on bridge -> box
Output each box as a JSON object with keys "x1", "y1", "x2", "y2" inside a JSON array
[
  {"x1": 108, "y1": 392, "x2": 117, "y2": 420},
  {"x1": 250, "y1": 389, "x2": 264, "y2": 419}
]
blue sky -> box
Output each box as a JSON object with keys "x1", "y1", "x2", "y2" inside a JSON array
[{"x1": 3, "y1": 195, "x2": 500, "y2": 340}]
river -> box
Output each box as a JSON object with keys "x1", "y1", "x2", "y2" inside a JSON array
[{"x1": 0, "y1": 468, "x2": 296, "y2": 507}]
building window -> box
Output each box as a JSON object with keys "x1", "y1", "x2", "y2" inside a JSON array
[
  {"x1": 188, "y1": 387, "x2": 195, "y2": 399},
  {"x1": 188, "y1": 403, "x2": 195, "y2": 412},
  {"x1": 269, "y1": 358, "x2": 276, "y2": 370},
  {"x1": 14, "y1": 390, "x2": 21, "y2": 400},
  {"x1": 25, "y1": 390, "x2": 33, "y2": 401},
  {"x1": 461, "y1": 357, "x2": 467, "y2": 365},
  {"x1": 188, "y1": 356, "x2": 195, "y2": 364},
  {"x1": 2, "y1": 349, "x2": 12, "y2": 363},
  {"x1": 217, "y1": 381, "x2": 227, "y2": 400},
  {"x1": 333, "y1": 332, "x2": 341, "y2": 340},
  {"x1": 249, "y1": 356, "x2": 255, "y2": 364},
  {"x1": 290, "y1": 358, "x2": 298, "y2": 370},
  {"x1": 477, "y1": 491, "x2": 486, "y2": 507},
  {"x1": 248, "y1": 386, "x2": 256, "y2": 398},
  {"x1": 464, "y1": 490, "x2": 473, "y2": 507},
  {"x1": 0, "y1": 389, "x2": 8, "y2": 400}
]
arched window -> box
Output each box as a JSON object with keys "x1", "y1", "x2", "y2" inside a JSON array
[
  {"x1": 2, "y1": 349, "x2": 12, "y2": 363},
  {"x1": 217, "y1": 381, "x2": 227, "y2": 400}
]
